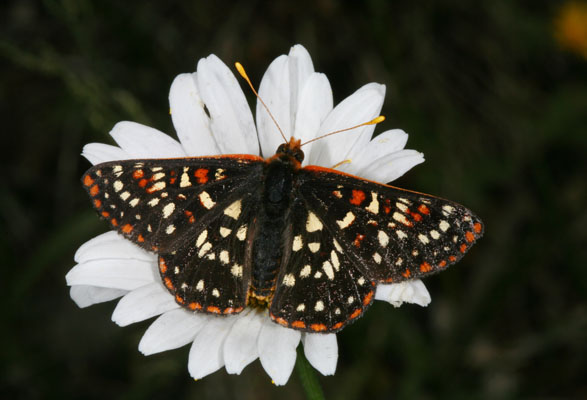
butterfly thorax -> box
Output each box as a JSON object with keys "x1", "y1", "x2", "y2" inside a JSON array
[{"x1": 248, "y1": 138, "x2": 304, "y2": 304}]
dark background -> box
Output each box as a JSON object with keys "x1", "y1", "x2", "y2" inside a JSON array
[{"x1": 2, "y1": 0, "x2": 586, "y2": 399}]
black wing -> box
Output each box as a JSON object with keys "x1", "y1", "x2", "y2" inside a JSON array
[
  {"x1": 82, "y1": 155, "x2": 265, "y2": 314},
  {"x1": 269, "y1": 165, "x2": 483, "y2": 332}
]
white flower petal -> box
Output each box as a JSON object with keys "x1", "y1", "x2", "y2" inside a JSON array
[
  {"x1": 287, "y1": 44, "x2": 315, "y2": 123},
  {"x1": 74, "y1": 231, "x2": 154, "y2": 263},
  {"x1": 223, "y1": 309, "x2": 264, "y2": 374},
  {"x1": 139, "y1": 309, "x2": 209, "y2": 355},
  {"x1": 188, "y1": 316, "x2": 237, "y2": 380},
  {"x1": 82, "y1": 143, "x2": 130, "y2": 165},
  {"x1": 65, "y1": 259, "x2": 155, "y2": 290},
  {"x1": 302, "y1": 333, "x2": 338, "y2": 376},
  {"x1": 196, "y1": 55, "x2": 259, "y2": 154},
  {"x1": 112, "y1": 282, "x2": 179, "y2": 326},
  {"x1": 110, "y1": 121, "x2": 186, "y2": 158},
  {"x1": 295, "y1": 73, "x2": 333, "y2": 163},
  {"x1": 69, "y1": 285, "x2": 127, "y2": 308},
  {"x1": 257, "y1": 54, "x2": 291, "y2": 157},
  {"x1": 353, "y1": 149, "x2": 425, "y2": 183},
  {"x1": 375, "y1": 280, "x2": 431, "y2": 307},
  {"x1": 169, "y1": 73, "x2": 220, "y2": 156},
  {"x1": 340, "y1": 129, "x2": 408, "y2": 174},
  {"x1": 258, "y1": 318, "x2": 301, "y2": 385},
  {"x1": 308, "y1": 83, "x2": 385, "y2": 167},
  {"x1": 256, "y1": 45, "x2": 316, "y2": 158}
]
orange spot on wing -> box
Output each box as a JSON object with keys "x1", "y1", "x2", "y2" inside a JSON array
[
  {"x1": 223, "y1": 307, "x2": 236, "y2": 314},
  {"x1": 89, "y1": 185, "x2": 99, "y2": 196},
  {"x1": 83, "y1": 175, "x2": 94, "y2": 187},
  {"x1": 465, "y1": 231, "x2": 475, "y2": 243},
  {"x1": 353, "y1": 233, "x2": 365, "y2": 247},
  {"x1": 194, "y1": 168, "x2": 209, "y2": 184},
  {"x1": 438, "y1": 260, "x2": 447, "y2": 268},
  {"x1": 169, "y1": 177, "x2": 176, "y2": 185},
  {"x1": 409, "y1": 211, "x2": 422, "y2": 222},
  {"x1": 350, "y1": 309, "x2": 362, "y2": 319},
  {"x1": 420, "y1": 262, "x2": 432, "y2": 273},
  {"x1": 363, "y1": 291, "x2": 374, "y2": 306},
  {"x1": 189, "y1": 302, "x2": 202, "y2": 310},
  {"x1": 159, "y1": 259, "x2": 168, "y2": 273},
  {"x1": 93, "y1": 199, "x2": 102, "y2": 208},
  {"x1": 350, "y1": 189, "x2": 366, "y2": 205},
  {"x1": 184, "y1": 210, "x2": 195, "y2": 223},
  {"x1": 402, "y1": 268, "x2": 411, "y2": 278},
  {"x1": 137, "y1": 234, "x2": 145, "y2": 243},
  {"x1": 101, "y1": 211, "x2": 110, "y2": 218},
  {"x1": 132, "y1": 169, "x2": 144, "y2": 179},
  {"x1": 138, "y1": 178, "x2": 149, "y2": 187},
  {"x1": 121, "y1": 224, "x2": 133, "y2": 234},
  {"x1": 207, "y1": 306, "x2": 221, "y2": 314},
  {"x1": 384, "y1": 277, "x2": 394, "y2": 283},
  {"x1": 449, "y1": 255, "x2": 457, "y2": 262},
  {"x1": 332, "y1": 322, "x2": 344, "y2": 330},
  {"x1": 292, "y1": 320, "x2": 306, "y2": 329},
  {"x1": 474, "y1": 222, "x2": 482, "y2": 234},
  {"x1": 164, "y1": 277, "x2": 174, "y2": 289},
  {"x1": 460, "y1": 243, "x2": 467, "y2": 253},
  {"x1": 110, "y1": 218, "x2": 118, "y2": 227},
  {"x1": 175, "y1": 294, "x2": 185, "y2": 304},
  {"x1": 310, "y1": 323, "x2": 327, "y2": 332},
  {"x1": 418, "y1": 204, "x2": 430, "y2": 214},
  {"x1": 274, "y1": 317, "x2": 289, "y2": 327}
]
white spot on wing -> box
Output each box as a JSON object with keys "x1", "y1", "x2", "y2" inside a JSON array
[
  {"x1": 113, "y1": 180, "x2": 123, "y2": 192},
  {"x1": 148, "y1": 198, "x2": 160, "y2": 207},
  {"x1": 219, "y1": 227, "x2": 231, "y2": 237},
  {"x1": 212, "y1": 289, "x2": 220, "y2": 297},
  {"x1": 439, "y1": 220, "x2": 450, "y2": 232},
  {"x1": 199, "y1": 191, "x2": 216, "y2": 209},
  {"x1": 378, "y1": 230, "x2": 389, "y2": 247},
  {"x1": 162, "y1": 203, "x2": 175, "y2": 218},
  {"x1": 336, "y1": 211, "x2": 355, "y2": 229},
  {"x1": 196, "y1": 280, "x2": 204, "y2": 291},
  {"x1": 129, "y1": 198, "x2": 139, "y2": 207},
  {"x1": 224, "y1": 199, "x2": 242, "y2": 220},
  {"x1": 165, "y1": 224, "x2": 176, "y2": 234},
  {"x1": 231, "y1": 264, "x2": 243, "y2": 278},
  {"x1": 322, "y1": 261, "x2": 335, "y2": 280},
  {"x1": 314, "y1": 300, "x2": 325, "y2": 311},
  {"x1": 196, "y1": 230, "x2": 208, "y2": 247},
  {"x1": 283, "y1": 273, "x2": 296, "y2": 287},
  {"x1": 366, "y1": 192, "x2": 379, "y2": 214},
  {"x1": 300, "y1": 265, "x2": 311, "y2": 278},
  {"x1": 296, "y1": 303, "x2": 305, "y2": 311},
  {"x1": 308, "y1": 242, "x2": 320, "y2": 253},
  {"x1": 306, "y1": 211, "x2": 323, "y2": 232},
  {"x1": 373, "y1": 252, "x2": 382, "y2": 264},
  {"x1": 236, "y1": 225, "x2": 247, "y2": 241},
  {"x1": 219, "y1": 250, "x2": 229, "y2": 264},
  {"x1": 292, "y1": 235, "x2": 303, "y2": 252}
]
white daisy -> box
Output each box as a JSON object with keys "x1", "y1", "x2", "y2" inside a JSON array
[{"x1": 66, "y1": 44, "x2": 430, "y2": 385}]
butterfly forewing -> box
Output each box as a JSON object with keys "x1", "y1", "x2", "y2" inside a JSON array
[
  {"x1": 269, "y1": 198, "x2": 375, "y2": 332},
  {"x1": 297, "y1": 167, "x2": 484, "y2": 284}
]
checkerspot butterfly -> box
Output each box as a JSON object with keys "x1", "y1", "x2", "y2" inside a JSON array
[{"x1": 82, "y1": 132, "x2": 483, "y2": 333}]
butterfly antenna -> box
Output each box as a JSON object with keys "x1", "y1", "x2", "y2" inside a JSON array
[
  {"x1": 235, "y1": 62, "x2": 287, "y2": 143},
  {"x1": 300, "y1": 115, "x2": 385, "y2": 146}
]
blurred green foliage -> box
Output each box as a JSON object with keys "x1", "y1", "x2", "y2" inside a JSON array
[{"x1": 1, "y1": 0, "x2": 586, "y2": 398}]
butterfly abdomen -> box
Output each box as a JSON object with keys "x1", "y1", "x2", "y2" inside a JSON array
[{"x1": 249, "y1": 156, "x2": 297, "y2": 301}]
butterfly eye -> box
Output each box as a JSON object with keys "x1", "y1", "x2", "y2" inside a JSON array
[{"x1": 276, "y1": 144, "x2": 286, "y2": 154}]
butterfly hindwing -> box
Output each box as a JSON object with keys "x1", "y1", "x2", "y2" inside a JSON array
[
  {"x1": 269, "y1": 197, "x2": 376, "y2": 332},
  {"x1": 158, "y1": 191, "x2": 260, "y2": 314},
  {"x1": 297, "y1": 166, "x2": 484, "y2": 284}
]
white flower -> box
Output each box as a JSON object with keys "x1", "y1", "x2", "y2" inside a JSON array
[{"x1": 66, "y1": 44, "x2": 430, "y2": 385}]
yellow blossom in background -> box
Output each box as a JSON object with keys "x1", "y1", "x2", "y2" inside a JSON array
[{"x1": 554, "y1": 1, "x2": 587, "y2": 59}]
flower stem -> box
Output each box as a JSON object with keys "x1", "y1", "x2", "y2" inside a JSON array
[{"x1": 295, "y1": 347, "x2": 325, "y2": 400}]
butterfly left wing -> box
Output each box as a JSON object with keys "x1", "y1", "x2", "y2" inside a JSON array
[{"x1": 82, "y1": 155, "x2": 265, "y2": 314}]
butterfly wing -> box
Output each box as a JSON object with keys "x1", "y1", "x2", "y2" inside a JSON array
[
  {"x1": 269, "y1": 165, "x2": 483, "y2": 332},
  {"x1": 82, "y1": 155, "x2": 265, "y2": 313},
  {"x1": 298, "y1": 166, "x2": 484, "y2": 282},
  {"x1": 269, "y1": 196, "x2": 376, "y2": 332}
]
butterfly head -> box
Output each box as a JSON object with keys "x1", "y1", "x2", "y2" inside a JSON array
[{"x1": 274, "y1": 137, "x2": 305, "y2": 165}]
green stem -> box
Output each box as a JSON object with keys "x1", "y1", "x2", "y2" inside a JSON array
[{"x1": 295, "y1": 347, "x2": 326, "y2": 400}]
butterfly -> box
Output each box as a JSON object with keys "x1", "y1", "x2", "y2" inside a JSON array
[{"x1": 82, "y1": 130, "x2": 483, "y2": 333}]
